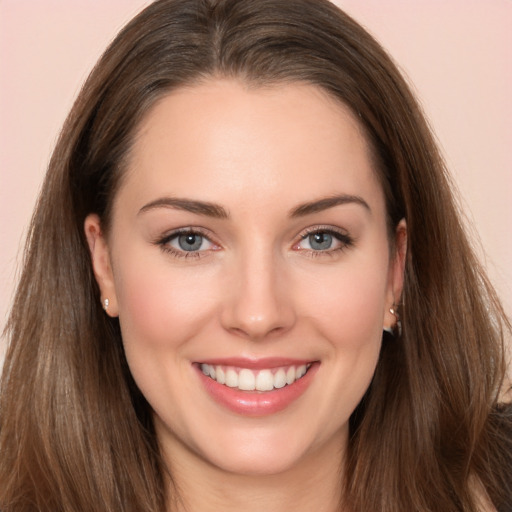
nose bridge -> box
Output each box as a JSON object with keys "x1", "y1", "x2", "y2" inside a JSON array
[{"x1": 221, "y1": 239, "x2": 295, "y2": 339}]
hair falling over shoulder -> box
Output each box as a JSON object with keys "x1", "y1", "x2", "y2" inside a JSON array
[{"x1": 1, "y1": 1, "x2": 511, "y2": 510}]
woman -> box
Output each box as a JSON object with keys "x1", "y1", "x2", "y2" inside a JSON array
[{"x1": 1, "y1": 0, "x2": 510, "y2": 510}]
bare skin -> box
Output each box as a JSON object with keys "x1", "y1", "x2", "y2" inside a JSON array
[{"x1": 85, "y1": 80, "x2": 406, "y2": 511}]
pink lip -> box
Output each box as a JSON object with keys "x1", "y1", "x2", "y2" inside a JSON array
[{"x1": 195, "y1": 360, "x2": 319, "y2": 417}]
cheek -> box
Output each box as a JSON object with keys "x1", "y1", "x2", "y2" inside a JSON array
[
  {"x1": 300, "y1": 253, "x2": 389, "y2": 346},
  {"x1": 304, "y1": 257, "x2": 388, "y2": 413},
  {"x1": 111, "y1": 256, "x2": 223, "y2": 420},
  {"x1": 113, "y1": 255, "x2": 218, "y2": 355}
]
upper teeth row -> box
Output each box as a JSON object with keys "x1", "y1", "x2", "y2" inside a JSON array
[{"x1": 200, "y1": 364, "x2": 309, "y2": 392}]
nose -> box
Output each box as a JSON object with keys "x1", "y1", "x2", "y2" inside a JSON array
[{"x1": 220, "y1": 249, "x2": 297, "y2": 341}]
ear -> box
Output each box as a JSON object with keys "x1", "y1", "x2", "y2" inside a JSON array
[
  {"x1": 84, "y1": 214, "x2": 119, "y2": 317},
  {"x1": 384, "y1": 218, "x2": 407, "y2": 330}
]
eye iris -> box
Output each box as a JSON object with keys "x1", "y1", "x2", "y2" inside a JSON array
[
  {"x1": 178, "y1": 234, "x2": 203, "y2": 251},
  {"x1": 309, "y1": 232, "x2": 332, "y2": 250}
]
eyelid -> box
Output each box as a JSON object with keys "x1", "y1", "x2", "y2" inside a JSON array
[
  {"x1": 154, "y1": 224, "x2": 354, "y2": 259},
  {"x1": 155, "y1": 227, "x2": 220, "y2": 258},
  {"x1": 293, "y1": 225, "x2": 354, "y2": 253}
]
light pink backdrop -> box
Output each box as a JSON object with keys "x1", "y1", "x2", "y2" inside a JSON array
[{"x1": 1, "y1": 1, "x2": 511, "y2": 357}]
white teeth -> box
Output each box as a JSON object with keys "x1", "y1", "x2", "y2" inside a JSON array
[
  {"x1": 216, "y1": 366, "x2": 226, "y2": 384},
  {"x1": 274, "y1": 369, "x2": 287, "y2": 389},
  {"x1": 255, "y1": 369, "x2": 274, "y2": 391},
  {"x1": 238, "y1": 369, "x2": 255, "y2": 391},
  {"x1": 200, "y1": 363, "x2": 311, "y2": 392},
  {"x1": 225, "y1": 368, "x2": 238, "y2": 388}
]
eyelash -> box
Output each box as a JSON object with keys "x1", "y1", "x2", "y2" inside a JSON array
[
  {"x1": 156, "y1": 228, "x2": 216, "y2": 259},
  {"x1": 295, "y1": 226, "x2": 355, "y2": 257},
  {"x1": 155, "y1": 225, "x2": 355, "y2": 259}
]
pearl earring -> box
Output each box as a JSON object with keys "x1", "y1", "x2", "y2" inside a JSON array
[
  {"x1": 102, "y1": 298, "x2": 110, "y2": 311},
  {"x1": 389, "y1": 305, "x2": 402, "y2": 337}
]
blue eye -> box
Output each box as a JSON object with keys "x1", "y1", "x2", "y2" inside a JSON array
[
  {"x1": 157, "y1": 229, "x2": 216, "y2": 257},
  {"x1": 296, "y1": 228, "x2": 353, "y2": 253},
  {"x1": 176, "y1": 233, "x2": 205, "y2": 251},
  {"x1": 308, "y1": 232, "x2": 333, "y2": 251}
]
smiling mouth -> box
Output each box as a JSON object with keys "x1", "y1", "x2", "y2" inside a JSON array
[{"x1": 199, "y1": 363, "x2": 312, "y2": 392}]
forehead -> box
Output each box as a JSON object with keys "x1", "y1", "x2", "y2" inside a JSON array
[{"x1": 117, "y1": 79, "x2": 384, "y2": 215}]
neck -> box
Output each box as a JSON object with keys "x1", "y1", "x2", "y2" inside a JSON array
[{"x1": 163, "y1": 431, "x2": 348, "y2": 512}]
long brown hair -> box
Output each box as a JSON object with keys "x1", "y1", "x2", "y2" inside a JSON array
[{"x1": 1, "y1": 1, "x2": 510, "y2": 510}]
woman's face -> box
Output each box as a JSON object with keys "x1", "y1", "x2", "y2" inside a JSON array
[{"x1": 86, "y1": 80, "x2": 405, "y2": 477}]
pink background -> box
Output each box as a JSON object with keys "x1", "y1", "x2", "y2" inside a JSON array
[{"x1": 1, "y1": 1, "x2": 511, "y2": 356}]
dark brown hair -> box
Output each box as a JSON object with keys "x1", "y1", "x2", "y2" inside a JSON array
[{"x1": 1, "y1": 1, "x2": 510, "y2": 510}]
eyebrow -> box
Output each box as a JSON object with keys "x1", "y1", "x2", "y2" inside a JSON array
[
  {"x1": 138, "y1": 197, "x2": 229, "y2": 219},
  {"x1": 138, "y1": 193, "x2": 370, "y2": 220},
  {"x1": 289, "y1": 194, "x2": 370, "y2": 217}
]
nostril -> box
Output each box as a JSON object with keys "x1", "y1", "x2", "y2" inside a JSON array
[{"x1": 223, "y1": 313, "x2": 295, "y2": 341}]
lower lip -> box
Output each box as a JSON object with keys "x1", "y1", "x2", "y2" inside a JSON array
[{"x1": 195, "y1": 363, "x2": 319, "y2": 417}]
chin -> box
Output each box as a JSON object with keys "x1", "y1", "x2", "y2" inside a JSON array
[
  {"x1": 205, "y1": 443, "x2": 310, "y2": 477},
  {"x1": 192, "y1": 418, "x2": 343, "y2": 478}
]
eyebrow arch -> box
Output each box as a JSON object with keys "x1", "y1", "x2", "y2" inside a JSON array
[
  {"x1": 289, "y1": 194, "x2": 370, "y2": 218},
  {"x1": 138, "y1": 197, "x2": 229, "y2": 219}
]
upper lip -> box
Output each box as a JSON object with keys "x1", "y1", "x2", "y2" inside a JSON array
[{"x1": 195, "y1": 357, "x2": 316, "y2": 370}]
